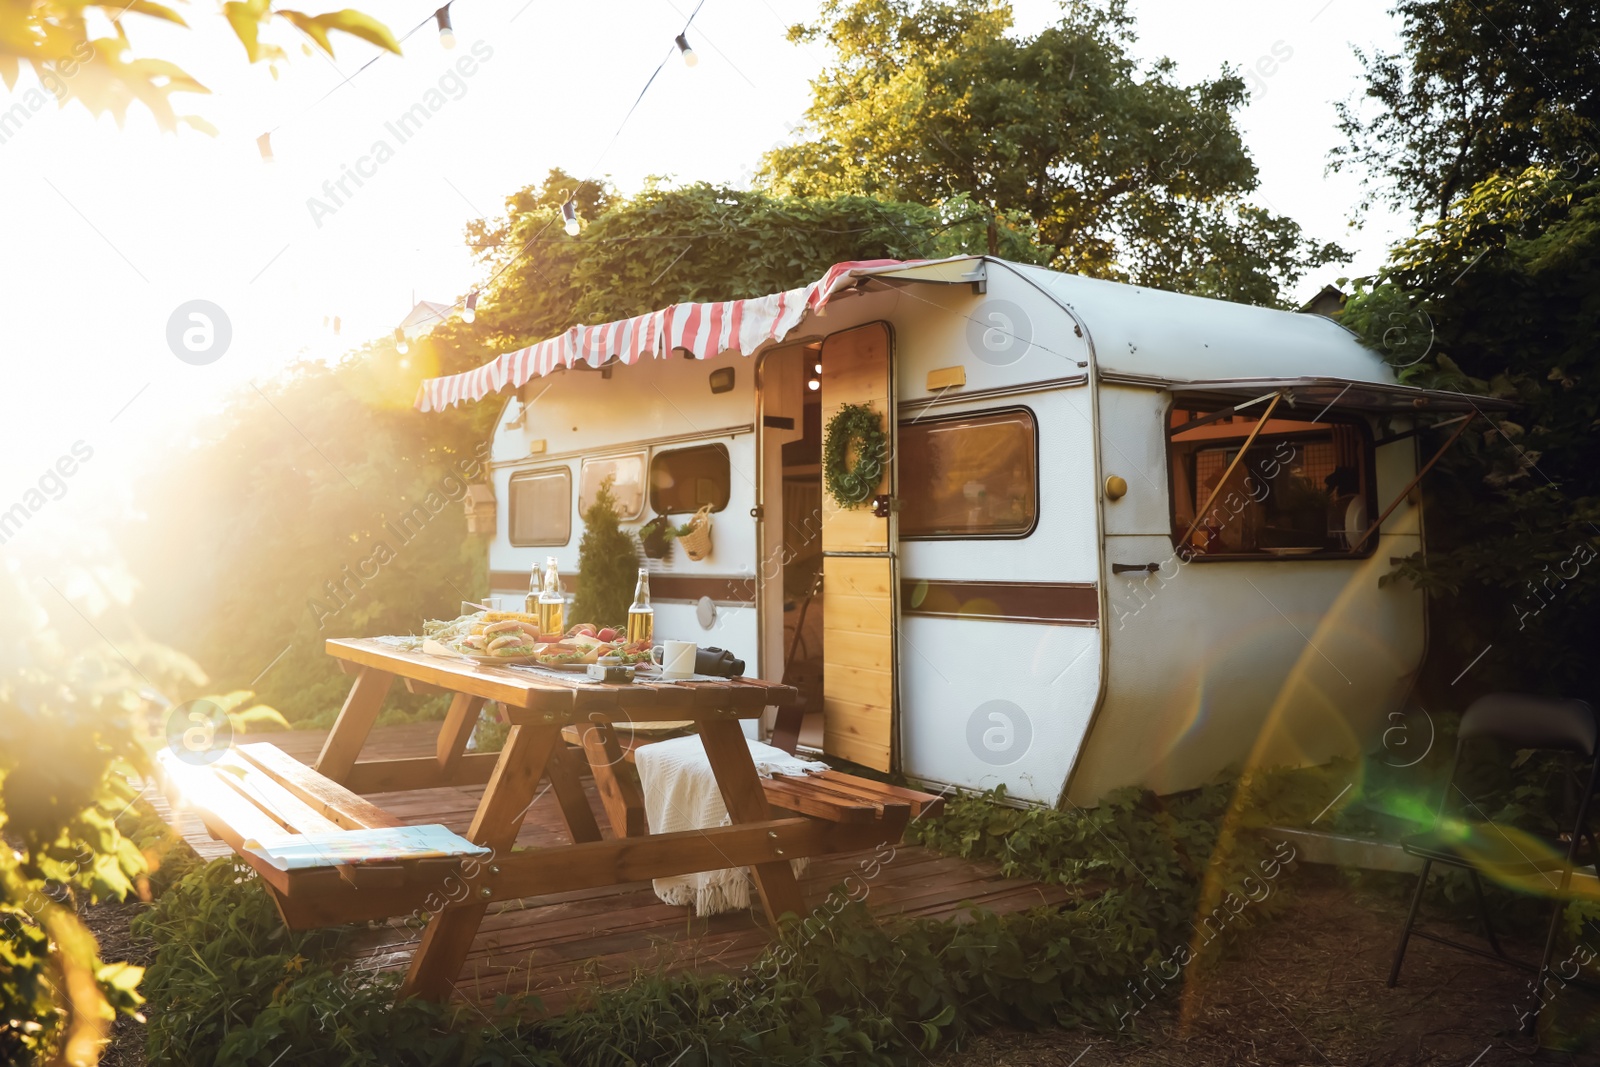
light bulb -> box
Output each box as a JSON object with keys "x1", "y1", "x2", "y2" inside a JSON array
[
  {"x1": 435, "y1": 6, "x2": 455, "y2": 48},
  {"x1": 394, "y1": 327, "x2": 409, "y2": 355},
  {"x1": 807, "y1": 379, "x2": 820, "y2": 391},
  {"x1": 462, "y1": 306, "x2": 475, "y2": 323},
  {"x1": 814, "y1": 363, "x2": 822, "y2": 374},
  {"x1": 675, "y1": 33, "x2": 698, "y2": 68},
  {"x1": 440, "y1": 27, "x2": 456, "y2": 48},
  {"x1": 561, "y1": 198, "x2": 581, "y2": 236},
  {"x1": 463, "y1": 290, "x2": 478, "y2": 323}
]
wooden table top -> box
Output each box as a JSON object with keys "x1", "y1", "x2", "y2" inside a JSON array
[{"x1": 326, "y1": 638, "x2": 797, "y2": 725}]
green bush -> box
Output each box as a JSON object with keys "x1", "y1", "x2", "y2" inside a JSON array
[{"x1": 571, "y1": 477, "x2": 637, "y2": 629}]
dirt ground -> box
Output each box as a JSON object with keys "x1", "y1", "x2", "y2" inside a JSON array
[
  {"x1": 85, "y1": 865, "x2": 1600, "y2": 1066},
  {"x1": 938, "y1": 866, "x2": 1600, "y2": 1066}
]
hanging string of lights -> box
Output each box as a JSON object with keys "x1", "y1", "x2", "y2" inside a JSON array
[
  {"x1": 386, "y1": 0, "x2": 711, "y2": 352},
  {"x1": 257, "y1": 3, "x2": 460, "y2": 163},
  {"x1": 253, "y1": 0, "x2": 713, "y2": 351}
]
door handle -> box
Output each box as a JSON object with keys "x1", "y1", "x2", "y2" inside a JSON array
[{"x1": 1112, "y1": 562, "x2": 1160, "y2": 575}]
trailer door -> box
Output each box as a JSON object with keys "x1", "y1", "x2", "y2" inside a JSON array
[{"x1": 819, "y1": 322, "x2": 897, "y2": 771}]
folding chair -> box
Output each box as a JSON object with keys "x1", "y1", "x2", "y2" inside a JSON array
[{"x1": 1387, "y1": 692, "x2": 1600, "y2": 1006}]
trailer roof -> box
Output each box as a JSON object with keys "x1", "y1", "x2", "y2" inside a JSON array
[{"x1": 417, "y1": 255, "x2": 1503, "y2": 416}]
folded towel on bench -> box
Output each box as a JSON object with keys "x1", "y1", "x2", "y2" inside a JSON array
[
  {"x1": 244, "y1": 824, "x2": 490, "y2": 871},
  {"x1": 636, "y1": 735, "x2": 827, "y2": 915}
]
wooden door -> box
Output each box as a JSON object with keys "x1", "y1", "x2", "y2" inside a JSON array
[{"x1": 819, "y1": 322, "x2": 895, "y2": 770}]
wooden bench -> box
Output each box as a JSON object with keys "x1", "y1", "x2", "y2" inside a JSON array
[
  {"x1": 559, "y1": 722, "x2": 945, "y2": 840},
  {"x1": 155, "y1": 742, "x2": 485, "y2": 929}
]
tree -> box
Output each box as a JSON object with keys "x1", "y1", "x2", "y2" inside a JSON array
[
  {"x1": 456, "y1": 168, "x2": 1038, "y2": 375},
  {"x1": 1341, "y1": 167, "x2": 1600, "y2": 700},
  {"x1": 1331, "y1": 0, "x2": 1600, "y2": 220},
  {"x1": 0, "y1": 1, "x2": 398, "y2": 132},
  {"x1": 761, "y1": 0, "x2": 1345, "y2": 306}
]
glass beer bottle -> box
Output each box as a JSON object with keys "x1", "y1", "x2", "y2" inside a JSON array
[
  {"x1": 537, "y1": 556, "x2": 565, "y2": 636},
  {"x1": 627, "y1": 568, "x2": 654, "y2": 646}
]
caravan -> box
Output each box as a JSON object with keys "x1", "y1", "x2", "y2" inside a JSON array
[{"x1": 419, "y1": 255, "x2": 1497, "y2": 806}]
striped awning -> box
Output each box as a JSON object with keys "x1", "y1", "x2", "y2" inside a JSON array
[{"x1": 415, "y1": 258, "x2": 927, "y2": 412}]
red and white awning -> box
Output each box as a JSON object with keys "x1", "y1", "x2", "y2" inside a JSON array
[{"x1": 415, "y1": 258, "x2": 928, "y2": 412}]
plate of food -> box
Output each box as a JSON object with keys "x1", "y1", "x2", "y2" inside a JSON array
[
  {"x1": 422, "y1": 613, "x2": 548, "y2": 664},
  {"x1": 529, "y1": 623, "x2": 655, "y2": 669}
]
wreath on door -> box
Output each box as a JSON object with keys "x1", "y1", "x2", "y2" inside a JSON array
[{"x1": 823, "y1": 402, "x2": 887, "y2": 509}]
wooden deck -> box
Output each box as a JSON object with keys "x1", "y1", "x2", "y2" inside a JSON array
[{"x1": 161, "y1": 723, "x2": 1075, "y2": 1011}]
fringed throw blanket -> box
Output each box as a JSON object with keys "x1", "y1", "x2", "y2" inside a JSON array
[{"x1": 635, "y1": 734, "x2": 828, "y2": 915}]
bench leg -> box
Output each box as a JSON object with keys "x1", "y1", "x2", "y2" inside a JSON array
[
  {"x1": 697, "y1": 717, "x2": 807, "y2": 923},
  {"x1": 315, "y1": 668, "x2": 395, "y2": 784},
  {"x1": 400, "y1": 723, "x2": 560, "y2": 1002}
]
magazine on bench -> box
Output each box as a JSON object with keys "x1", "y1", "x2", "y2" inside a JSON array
[{"x1": 243, "y1": 823, "x2": 491, "y2": 871}]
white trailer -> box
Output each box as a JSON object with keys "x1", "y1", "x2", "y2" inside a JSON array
[{"x1": 420, "y1": 255, "x2": 1494, "y2": 805}]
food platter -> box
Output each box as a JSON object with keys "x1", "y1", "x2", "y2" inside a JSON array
[
  {"x1": 421, "y1": 612, "x2": 652, "y2": 671},
  {"x1": 459, "y1": 651, "x2": 545, "y2": 666}
]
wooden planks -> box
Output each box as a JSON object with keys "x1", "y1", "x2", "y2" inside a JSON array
[{"x1": 238, "y1": 743, "x2": 404, "y2": 829}]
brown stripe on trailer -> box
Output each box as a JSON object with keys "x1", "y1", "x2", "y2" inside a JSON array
[
  {"x1": 900, "y1": 579, "x2": 1099, "y2": 625},
  {"x1": 488, "y1": 572, "x2": 757, "y2": 605}
]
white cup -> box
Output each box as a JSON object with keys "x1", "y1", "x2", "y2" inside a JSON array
[{"x1": 652, "y1": 640, "x2": 697, "y2": 678}]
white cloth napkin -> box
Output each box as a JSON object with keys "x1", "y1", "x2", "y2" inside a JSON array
[{"x1": 635, "y1": 734, "x2": 828, "y2": 915}]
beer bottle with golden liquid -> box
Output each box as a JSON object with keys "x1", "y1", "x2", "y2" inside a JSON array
[
  {"x1": 627, "y1": 568, "x2": 653, "y2": 646},
  {"x1": 536, "y1": 556, "x2": 565, "y2": 637}
]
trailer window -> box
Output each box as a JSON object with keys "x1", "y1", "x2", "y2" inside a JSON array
[
  {"x1": 650, "y1": 443, "x2": 731, "y2": 515},
  {"x1": 1168, "y1": 403, "x2": 1376, "y2": 558},
  {"x1": 898, "y1": 408, "x2": 1037, "y2": 538},
  {"x1": 579, "y1": 453, "x2": 645, "y2": 520},
  {"x1": 508, "y1": 468, "x2": 572, "y2": 546}
]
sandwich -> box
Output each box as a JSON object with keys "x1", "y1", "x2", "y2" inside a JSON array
[{"x1": 479, "y1": 620, "x2": 538, "y2": 658}]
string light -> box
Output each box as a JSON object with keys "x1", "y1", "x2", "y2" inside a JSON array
[
  {"x1": 463, "y1": 291, "x2": 479, "y2": 323},
  {"x1": 674, "y1": 32, "x2": 698, "y2": 68},
  {"x1": 561, "y1": 198, "x2": 581, "y2": 237},
  {"x1": 394, "y1": 327, "x2": 410, "y2": 355},
  {"x1": 435, "y1": 5, "x2": 455, "y2": 49}
]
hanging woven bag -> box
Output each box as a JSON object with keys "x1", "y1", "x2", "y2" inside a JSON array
[{"x1": 678, "y1": 504, "x2": 714, "y2": 561}]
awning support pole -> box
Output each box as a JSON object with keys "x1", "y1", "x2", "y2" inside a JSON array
[
  {"x1": 1167, "y1": 391, "x2": 1282, "y2": 438},
  {"x1": 1177, "y1": 392, "x2": 1282, "y2": 551},
  {"x1": 1350, "y1": 412, "x2": 1478, "y2": 553}
]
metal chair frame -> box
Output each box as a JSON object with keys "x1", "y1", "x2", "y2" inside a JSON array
[{"x1": 1387, "y1": 695, "x2": 1600, "y2": 1023}]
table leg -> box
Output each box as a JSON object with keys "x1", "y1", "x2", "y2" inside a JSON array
[
  {"x1": 315, "y1": 668, "x2": 395, "y2": 783},
  {"x1": 697, "y1": 717, "x2": 807, "y2": 923},
  {"x1": 545, "y1": 743, "x2": 603, "y2": 843},
  {"x1": 579, "y1": 721, "x2": 649, "y2": 838},
  {"x1": 399, "y1": 722, "x2": 560, "y2": 1002},
  {"x1": 435, "y1": 693, "x2": 486, "y2": 775}
]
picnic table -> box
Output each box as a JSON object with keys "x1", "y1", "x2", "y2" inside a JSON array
[{"x1": 157, "y1": 637, "x2": 938, "y2": 1003}]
